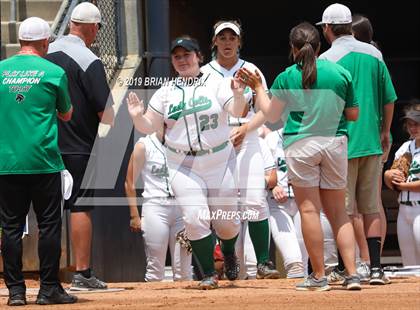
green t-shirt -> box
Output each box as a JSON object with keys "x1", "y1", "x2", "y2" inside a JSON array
[
  {"x1": 319, "y1": 35, "x2": 397, "y2": 159},
  {"x1": 270, "y1": 59, "x2": 357, "y2": 149},
  {"x1": 0, "y1": 55, "x2": 72, "y2": 174}
]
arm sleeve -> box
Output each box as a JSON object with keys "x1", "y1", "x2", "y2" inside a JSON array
[
  {"x1": 56, "y1": 73, "x2": 72, "y2": 113},
  {"x1": 380, "y1": 61, "x2": 397, "y2": 105},
  {"x1": 264, "y1": 132, "x2": 277, "y2": 155},
  {"x1": 344, "y1": 72, "x2": 358, "y2": 108},
  {"x1": 270, "y1": 73, "x2": 287, "y2": 101},
  {"x1": 215, "y1": 78, "x2": 234, "y2": 111},
  {"x1": 82, "y1": 59, "x2": 114, "y2": 113},
  {"x1": 148, "y1": 88, "x2": 165, "y2": 115},
  {"x1": 259, "y1": 138, "x2": 276, "y2": 171},
  {"x1": 268, "y1": 134, "x2": 288, "y2": 186}
]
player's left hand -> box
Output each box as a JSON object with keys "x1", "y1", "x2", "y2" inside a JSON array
[
  {"x1": 230, "y1": 124, "x2": 248, "y2": 148},
  {"x1": 130, "y1": 215, "x2": 141, "y2": 232},
  {"x1": 389, "y1": 169, "x2": 406, "y2": 191}
]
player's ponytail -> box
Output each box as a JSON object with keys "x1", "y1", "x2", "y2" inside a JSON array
[{"x1": 289, "y1": 22, "x2": 320, "y2": 89}]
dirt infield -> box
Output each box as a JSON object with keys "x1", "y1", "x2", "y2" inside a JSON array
[{"x1": 0, "y1": 277, "x2": 419, "y2": 309}]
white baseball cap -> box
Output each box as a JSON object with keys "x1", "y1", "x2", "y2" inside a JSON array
[
  {"x1": 214, "y1": 22, "x2": 241, "y2": 36},
  {"x1": 71, "y1": 2, "x2": 102, "y2": 24},
  {"x1": 18, "y1": 17, "x2": 51, "y2": 41},
  {"x1": 316, "y1": 3, "x2": 352, "y2": 25}
]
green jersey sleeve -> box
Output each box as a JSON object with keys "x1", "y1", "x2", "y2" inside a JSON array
[
  {"x1": 270, "y1": 73, "x2": 288, "y2": 101},
  {"x1": 380, "y1": 61, "x2": 397, "y2": 105},
  {"x1": 345, "y1": 76, "x2": 358, "y2": 109}
]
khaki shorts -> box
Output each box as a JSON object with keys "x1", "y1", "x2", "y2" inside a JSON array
[
  {"x1": 346, "y1": 155, "x2": 381, "y2": 215},
  {"x1": 284, "y1": 136, "x2": 347, "y2": 189}
]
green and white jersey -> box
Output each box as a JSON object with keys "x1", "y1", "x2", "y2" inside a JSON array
[
  {"x1": 259, "y1": 136, "x2": 276, "y2": 173},
  {"x1": 0, "y1": 55, "x2": 72, "y2": 174},
  {"x1": 270, "y1": 59, "x2": 357, "y2": 149},
  {"x1": 265, "y1": 129, "x2": 293, "y2": 197},
  {"x1": 395, "y1": 140, "x2": 420, "y2": 203},
  {"x1": 319, "y1": 35, "x2": 397, "y2": 159},
  {"x1": 201, "y1": 59, "x2": 267, "y2": 126},
  {"x1": 137, "y1": 133, "x2": 173, "y2": 198},
  {"x1": 148, "y1": 73, "x2": 233, "y2": 152}
]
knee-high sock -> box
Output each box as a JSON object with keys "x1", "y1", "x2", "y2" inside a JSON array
[
  {"x1": 248, "y1": 219, "x2": 270, "y2": 264},
  {"x1": 190, "y1": 234, "x2": 215, "y2": 277},
  {"x1": 219, "y1": 234, "x2": 238, "y2": 256},
  {"x1": 367, "y1": 237, "x2": 381, "y2": 269}
]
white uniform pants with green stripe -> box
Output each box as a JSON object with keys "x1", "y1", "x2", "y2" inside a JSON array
[
  {"x1": 235, "y1": 130, "x2": 269, "y2": 221},
  {"x1": 166, "y1": 143, "x2": 240, "y2": 241},
  {"x1": 142, "y1": 198, "x2": 192, "y2": 282},
  {"x1": 269, "y1": 200, "x2": 303, "y2": 272},
  {"x1": 397, "y1": 204, "x2": 420, "y2": 266}
]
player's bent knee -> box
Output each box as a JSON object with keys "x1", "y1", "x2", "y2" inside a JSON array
[{"x1": 213, "y1": 219, "x2": 240, "y2": 240}]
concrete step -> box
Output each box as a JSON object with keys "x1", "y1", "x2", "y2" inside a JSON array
[
  {"x1": 1, "y1": 0, "x2": 62, "y2": 21},
  {"x1": 3, "y1": 43, "x2": 20, "y2": 58},
  {"x1": 1, "y1": 21, "x2": 54, "y2": 44}
]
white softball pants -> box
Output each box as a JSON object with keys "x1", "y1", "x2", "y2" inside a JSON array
[
  {"x1": 235, "y1": 130, "x2": 269, "y2": 221},
  {"x1": 166, "y1": 144, "x2": 240, "y2": 241},
  {"x1": 397, "y1": 204, "x2": 420, "y2": 266},
  {"x1": 236, "y1": 198, "x2": 304, "y2": 279},
  {"x1": 235, "y1": 220, "x2": 258, "y2": 279},
  {"x1": 142, "y1": 198, "x2": 192, "y2": 282},
  {"x1": 269, "y1": 199, "x2": 303, "y2": 270}
]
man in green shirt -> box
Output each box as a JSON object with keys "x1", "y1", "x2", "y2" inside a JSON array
[
  {"x1": 0, "y1": 17, "x2": 76, "y2": 306},
  {"x1": 318, "y1": 3, "x2": 397, "y2": 285}
]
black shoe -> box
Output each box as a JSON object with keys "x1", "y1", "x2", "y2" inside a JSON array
[
  {"x1": 7, "y1": 293, "x2": 26, "y2": 306},
  {"x1": 223, "y1": 253, "x2": 239, "y2": 280},
  {"x1": 70, "y1": 272, "x2": 107, "y2": 291},
  {"x1": 36, "y1": 285, "x2": 77, "y2": 305},
  {"x1": 369, "y1": 267, "x2": 391, "y2": 285}
]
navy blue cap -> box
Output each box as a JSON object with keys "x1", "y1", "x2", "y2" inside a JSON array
[{"x1": 170, "y1": 38, "x2": 200, "y2": 53}]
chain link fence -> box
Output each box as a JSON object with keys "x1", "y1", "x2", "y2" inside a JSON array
[
  {"x1": 90, "y1": 0, "x2": 121, "y2": 83},
  {"x1": 53, "y1": 0, "x2": 121, "y2": 83}
]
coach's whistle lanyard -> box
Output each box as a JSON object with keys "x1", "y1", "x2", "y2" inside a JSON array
[{"x1": 149, "y1": 136, "x2": 174, "y2": 198}]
